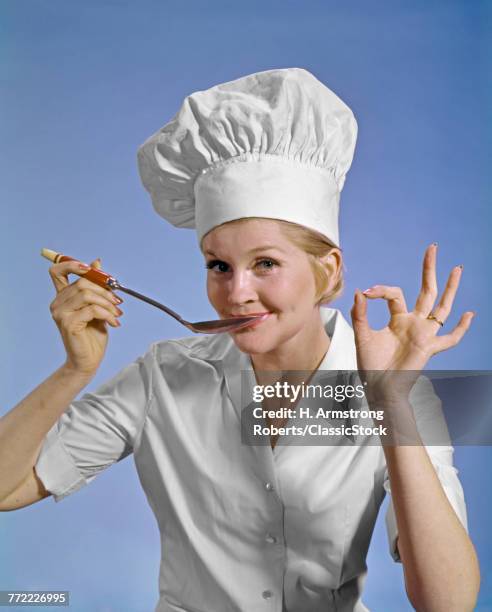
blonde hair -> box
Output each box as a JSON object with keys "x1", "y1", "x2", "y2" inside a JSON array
[{"x1": 200, "y1": 217, "x2": 344, "y2": 306}]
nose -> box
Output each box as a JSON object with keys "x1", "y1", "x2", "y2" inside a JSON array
[{"x1": 225, "y1": 269, "x2": 258, "y2": 307}]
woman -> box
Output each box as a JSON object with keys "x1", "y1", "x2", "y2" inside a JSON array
[{"x1": 0, "y1": 68, "x2": 479, "y2": 611}]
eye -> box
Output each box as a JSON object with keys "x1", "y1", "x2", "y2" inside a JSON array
[
  {"x1": 205, "y1": 259, "x2": 229, "y2": 273},
  {"x1": 256, "y1": 259, "x2": 278, "y2": 270},
  {"x1": 205, "y1": 258, "x2": 279, "y2": 273},
  {"x1": 258, "y1": 259, "x2": 278, "y2": 268}
]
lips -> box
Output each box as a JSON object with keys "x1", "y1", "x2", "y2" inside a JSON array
[
  {"x1": 227, "y1": 312, "x2": 271, "y2": 318},
  {"x1": 229, "y1": 312, "x2": 272, "y2": 330}
]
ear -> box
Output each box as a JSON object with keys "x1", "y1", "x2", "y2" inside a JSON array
[{"x1": 319, "y1": 248, "x2": 343, "y2": 290}]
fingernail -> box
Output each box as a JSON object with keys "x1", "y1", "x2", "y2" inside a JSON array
[
  {"x1": 362, "y1": 287, "x2": 375, "y2": 294},
  {"x1": 458, "y1": 264, "x2": 464, "y2": 269},
  {"x1": 432, "y1": 242, "x2": 438, "y2": 247},
  {"x1": 79, "y1": 263, "x2": 90, "y2": 270},
  {"x1": 115, "y1": 319, "x2": 121, "y2": 326}
]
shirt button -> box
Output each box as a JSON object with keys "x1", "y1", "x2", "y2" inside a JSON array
[
  {"x1": 262, "y1": 590, "x2": 273, "y2": 599},
  {"x1": 265, "y1": 482, "x2": 274, "y2": 491},
  {"x1": 265, "y1": 533, "x2": 277, "y2": 544}
]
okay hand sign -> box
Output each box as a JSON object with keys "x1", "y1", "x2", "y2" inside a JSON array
[{"x1": 350, "y1": 244, "x2": 475, "y2": 400}]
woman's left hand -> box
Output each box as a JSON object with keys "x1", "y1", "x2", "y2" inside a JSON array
[{"x1": 350, "y1": 243, "x2": 475, "y2": 402}]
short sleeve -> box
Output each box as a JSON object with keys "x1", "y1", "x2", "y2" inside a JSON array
[
  {"x1": 383, "y1": 375, "x2": 469, "y2": 563},
  {"x1": 34, "y1": 344, "x2": 155, "y2": 502}
]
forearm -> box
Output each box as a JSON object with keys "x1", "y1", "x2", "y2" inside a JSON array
[
  {"x1": 384, "y1": 438, "x2": 480, "y2": 611},
  {"x1": 0, "y1": 364, "x2": 93, "y2": 501}
]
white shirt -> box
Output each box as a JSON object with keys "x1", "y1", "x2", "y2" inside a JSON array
[{"x1": 35, "y1": 307, "x2": 468, "y2": 612}]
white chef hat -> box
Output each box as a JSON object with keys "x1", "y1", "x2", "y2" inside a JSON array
[{"x1": 137, "y1": 67, "x2": 358, "y2": 248}]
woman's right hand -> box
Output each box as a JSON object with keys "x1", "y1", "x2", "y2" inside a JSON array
[{"x1": 49, "y1": 258, "x2": 124, "y2": 379}]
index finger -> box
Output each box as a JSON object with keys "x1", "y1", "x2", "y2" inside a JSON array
[{"x1": 48, "y1": 259, "x2": 92, "y2": 293}]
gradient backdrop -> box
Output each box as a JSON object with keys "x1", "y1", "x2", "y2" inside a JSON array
[{"x1": 1, "y1": 1, "x2": 491, "y2": 610}]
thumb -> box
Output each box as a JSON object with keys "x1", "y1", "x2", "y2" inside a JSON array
[
  {"x1": 90, "y1": 257, "x2": 102, "y2": 270},
  {"x1": 350, "y1": 289, "x2": 371, "y2": 340}
]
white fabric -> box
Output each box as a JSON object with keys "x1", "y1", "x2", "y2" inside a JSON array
[
  {"x1": 34, "y1": 307, "x2": 468, "y2": 612},
  {"x1": 137, "y1": 68, "x2": 358, "y2": 247}
]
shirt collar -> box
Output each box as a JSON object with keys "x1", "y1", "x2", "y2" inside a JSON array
[{"x1": 316, "y1": 306, "x2": 357, "y2": 371}]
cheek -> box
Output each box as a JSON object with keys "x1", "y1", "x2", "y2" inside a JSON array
[
  {"x1": 205, "y1": 275, "x2": 213, "y2": 295},
  {"x1": 267, "y1": 278, "x2": 292, "y2": 299},
  {"x1": 270, "y1": 268, "x2": 315, "y2": 297},
  {"x1": 206, "y1": 278, "x2": 221, "y2": 303}
]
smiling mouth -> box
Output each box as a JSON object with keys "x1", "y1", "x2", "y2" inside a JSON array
[
  {"x1": 231, "y1": 312, "x2": 272, "y2": 330},
  {"x1": 227, "y1": 312, "x2": 271, "y2": 318}
]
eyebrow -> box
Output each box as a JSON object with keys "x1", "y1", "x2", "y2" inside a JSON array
[{"x1": 205, "y1": 245, "x2": 286, "y2": 256}]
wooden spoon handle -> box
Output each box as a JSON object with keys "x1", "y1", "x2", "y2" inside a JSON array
[{"x1": 40, "y1": 247, "x2": 117, "y2": 289}]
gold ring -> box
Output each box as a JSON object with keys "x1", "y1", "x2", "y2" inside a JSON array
[{"x1": 427, "y1": 314, "x2": 444, "y2": 327}]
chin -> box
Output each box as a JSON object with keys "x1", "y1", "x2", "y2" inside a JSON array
[
  {"x1": 227, "y1": 312, "x2": 303, "y2": 355},
  {"x1": 229, "y1": 331, "x2": 277, "y2": 355},
  {"x1": 230, "y1": 326, "x2": 292, "y2": 357}
]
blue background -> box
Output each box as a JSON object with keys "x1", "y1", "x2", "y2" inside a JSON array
[{"x1": 1, "y1": 1, "x2": 490, "y2": 610}]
